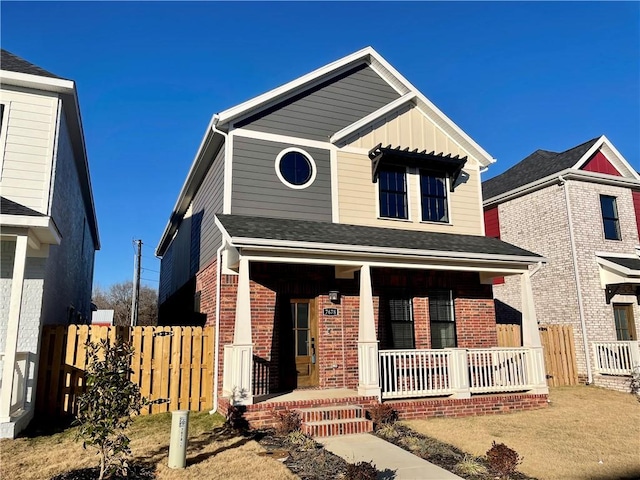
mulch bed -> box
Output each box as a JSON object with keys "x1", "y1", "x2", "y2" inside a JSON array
[
  {"x1": 50, "y1": 463, "x2": 156, "y2": 480},
  {"x1": 374, "y1": 423, "x2": 537, "y2": 480},
  {"x1": 256, "y1": 430, "x2": 352, "y2": 479}
]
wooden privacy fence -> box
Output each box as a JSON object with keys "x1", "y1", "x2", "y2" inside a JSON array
[
  {"x1": 496, "y1": 323, "x2": 579, "y2": 387},
  {"x1": 36, "y1": 325, "x2": 215, "y2": 418}
]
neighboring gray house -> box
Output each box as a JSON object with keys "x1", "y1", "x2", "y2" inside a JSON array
[
  {"x1": 0, "y1": 50, "x2": 99, "y2": 437},
  {"x1": 483, "y1": 135, "x2": 640, "y2": 391}
]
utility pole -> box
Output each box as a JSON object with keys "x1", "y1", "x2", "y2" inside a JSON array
[{"x1": 131, "y1": 239, "x2": 142, "y2": 327}]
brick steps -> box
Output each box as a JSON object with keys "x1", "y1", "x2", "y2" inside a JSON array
[{"x1": 297, "y1": 405, "x2": 373, "y2": 437}]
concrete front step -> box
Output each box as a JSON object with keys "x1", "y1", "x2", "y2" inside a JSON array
[
  {"x1": 297, "y1": 405, "x2": 373, "y2": 437},
  {"x1": 302, "y1": 417, "x2": 374, "y2": 437}
]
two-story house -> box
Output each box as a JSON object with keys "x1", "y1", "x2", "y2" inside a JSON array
[
  {"x1": 0, "y1": 50, "x2": 99, "y2": 437},
  {"x1": 483, "y1": 136, "x2": 640, "y2": 392},
  {"x1": 157, "y1": 47, "x2": 549, "y2": 431}
]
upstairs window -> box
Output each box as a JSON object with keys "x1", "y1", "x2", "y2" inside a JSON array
[
  {"x1": 275, "y1": 148, "x2": 316, "y2": 189},
  {"x1": 379, "y1": 167, "x2": 408, "y2": 219},
  {"x1": 389, "y1": 297, "x2": 414, "y2": 349},
  {"x1": 420, "y1": 171, "x2": 448, "y2": 222},
  {"x1": 429, "y1": 290, "x2": 456, "y2": 349},
  {"x1": 600, "y1": 195, "x2": 621, "y2": 240}
]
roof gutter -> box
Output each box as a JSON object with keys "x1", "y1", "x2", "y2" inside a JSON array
[{"x1": 559, "y1": 174, "x2": 593, "y2": 384}]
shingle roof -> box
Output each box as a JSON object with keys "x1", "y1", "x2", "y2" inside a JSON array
[
  {"x1": 0, "y1": 197, "x2": 45, "y2": 216},
  {"x1": 1, "y1": 49, "x2": 64, "y2": 79},
  {"x1": 216, "y1": 214, "x2": 543, "y2": 259},
  {"x1": 600, "y1": 256, "x2": 640, "y2": 272},
  {"x1": 482, "y1": 137, "x2": 600, "y2": 200}
]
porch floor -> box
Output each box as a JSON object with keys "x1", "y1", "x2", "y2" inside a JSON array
[{"x1": 257, "y1": 388, "x2": 359, "y2": 404}]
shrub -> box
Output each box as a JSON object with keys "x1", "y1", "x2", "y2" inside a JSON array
[
  {"x1": 366, "y1": 402, "x2": 398, "y2": 429},
  {"x1": 486, "y1": 441, "x2": 522, "y2": 480},
  {"x1": 272, "y1": 408, "x2": 302, "y2": 435},
  {"x1": 225, "y1": 404, "x2": 249, "y2": 431},
  {"x1": 345, "y1": 460, "x2": 378, "y2": 480},
  {"x1": 286, "y1": 430, "x2": 317, "y2": 451},
  {"x1": 76, "y1": 339, "x2": 146, "y2": 480}
]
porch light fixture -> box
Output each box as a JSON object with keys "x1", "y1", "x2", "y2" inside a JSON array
[{"x1": 328, "y1": 290, "x2": 340, "y2": 303}]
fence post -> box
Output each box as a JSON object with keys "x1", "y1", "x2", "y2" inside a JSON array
[
  {"x1": 449, "y1": 349, "x2": 470, "y2": 398},
  {"x1": 629, "y1": 341, "x2": 640, "y2": 372},
  {"x1": 527, "y1": 347, "x2": 549, "y2": 394}
]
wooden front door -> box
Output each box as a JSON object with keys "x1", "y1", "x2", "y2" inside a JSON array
[
  {"x1": 613, "y1": 304, "x2": 637, "y2": 341},
  {"x1": 291, "y1": 298, "x2": 318, "y2": 387}
]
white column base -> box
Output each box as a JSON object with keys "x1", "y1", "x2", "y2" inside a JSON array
[
  {"x1": 527, "y1": 346, "x2": 549, "y2": 395},
  {"x1": 229, "y1": 344, "x2": 253, "y2": 406},
  {"x1": 449, "y1": 348, "x2": 471, "y2": 398},
  {"x1": 358, "y1": 341, "x2": 381, "y2": 399}
]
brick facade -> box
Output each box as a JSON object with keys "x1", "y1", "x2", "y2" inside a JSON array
[
  {"x1": 196, "y1": 262, "x2": 498, "y2": 398},
  {"x1": 492, "y1": 179, "x2": 640, "y2": 379},
  {"x1": 217, "y1": 393, "x2": 548, "y2": 429}
]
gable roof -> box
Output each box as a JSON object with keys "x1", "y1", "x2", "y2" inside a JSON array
[
  {"x1": 216, "y1": 214, "x2": 543, "y2": 262},
  {"x1": 1, "y1": 49, "x2": 64, "y2": 79},
  {"x1": 482, "y1": 137, "x2": 599, "y2": 200},
  {"x1": 482, "y1": 135, "x2": 640, "y2": 204},
  {"x1": 157, "y1": 47, "x2": 495, "y2": 256}
]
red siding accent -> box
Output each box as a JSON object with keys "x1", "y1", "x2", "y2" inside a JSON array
[
  {"x1": 484, "y1": 207, "x2": 500, "y2": 238},
  {"x1": 483, "y1": 208, "x2": 504, "y2": 285},
  {"x1": 633, "y1": 190, "x2": 640, "y2": 240},
  {"x1": 581, "y1": 151, "x2": 621, "y2": 176}
]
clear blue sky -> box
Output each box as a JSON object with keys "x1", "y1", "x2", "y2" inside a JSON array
[{"x1": 2, "y1": 2, "x2": 638, "y2": 290}]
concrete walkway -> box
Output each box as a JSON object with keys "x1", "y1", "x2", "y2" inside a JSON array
[{"x1": 320, "y1": 433, "x2": 463, "y2": 480}]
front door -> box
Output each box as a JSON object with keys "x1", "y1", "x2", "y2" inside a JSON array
[
  {"x1": 291, "y1": 298, "x2": 318, "y2": 387},
  {"x1": 613, "y1": 304, "x2": 637, "y2": 341}
]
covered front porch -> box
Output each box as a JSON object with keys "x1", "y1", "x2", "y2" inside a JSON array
[{"x1": 214, "y1": 215, "x2": 549, "y2": 413}]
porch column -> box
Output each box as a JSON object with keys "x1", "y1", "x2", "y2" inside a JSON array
[
  {"x1": 357, "y1": 264, "x2": 381, "y2": 398},
  {"x1": 521, "y1": 271, "x2": 541, "y2": 347},
  {"x1": 0, "y1": 235, "x2": 28, "y2": 422},
  {"x1": 520, "y1": 271, "x2": 548, "y2": 394},
  {"x1": 230, "y1": 256, "x2": 253, "y2": 405}
]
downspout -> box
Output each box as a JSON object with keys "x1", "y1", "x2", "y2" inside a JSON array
[
  {"x1": 210, "y1": 243, "x2": 225, "y2": 415},
  {"x1": 559, "y1": 175, "x2": 593, "y2": 384},
  {"x1": 210, "y1": 115, "x2": 228, "y2": 414}
]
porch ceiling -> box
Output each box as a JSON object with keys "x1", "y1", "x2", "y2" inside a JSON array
[{"x1": 215, "y1": 214, "x2": 544, "y2": 267}]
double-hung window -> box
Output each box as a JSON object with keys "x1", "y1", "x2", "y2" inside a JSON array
[
  {"x1": 600, "y1": 195, "x2": 621, "y2": 240},
  {"x1": 378, "y1": 167, "x2": 408, "y2": 219},
  {"x1": 429, "y1": 290, "x2": 456, "y2": 348},
  {"x1": 420, "y1": 171, "x2": 448, "y2": 222},
  {"x1": 389, "y1": 297, "x2": 414, "y2": 349}
]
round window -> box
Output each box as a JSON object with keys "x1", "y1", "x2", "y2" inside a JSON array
[{"x1": 275, "y1": 148, "x2": 316, "y2": 189}]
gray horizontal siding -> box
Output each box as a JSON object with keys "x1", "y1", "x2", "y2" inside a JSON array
[
  {"x1": 236, "y1": 65, "x2": 400, "y2": 141},
  {"x1": 191, "y1": 146, "x2": 225, "y2": 269},
  {"x1": 231, "y1": 137, "x2": 331, "y2": 221},
  {"x1": 159, "y1": 144, "x2": 226, "y2": 304}
]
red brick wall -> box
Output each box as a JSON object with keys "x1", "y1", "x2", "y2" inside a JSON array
[
  {"x1": 455, "y1": 299, "x2": 498, "y2": 348},
  {"x1": 202, "y1": 263, "x2": 499, "y2": 398}
]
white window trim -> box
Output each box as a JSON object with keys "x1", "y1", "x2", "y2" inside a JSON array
[
  {"x1": 275, "y1": 147, "x2": 317, "y2": 190},
  {"x1": 417, "y1": 169, "x2": 453, "y2": 225}
]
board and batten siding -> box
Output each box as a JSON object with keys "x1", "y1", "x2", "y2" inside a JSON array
[
  {"x1": 338, "y1": 105, "x2": 483, "y2": 235},
  {"x1": 0, "y1": 85, "x2": 58, "y2": 213},
  {"x1": 231, "y1": 136, "x2": 332, "y2": 222},
  {"x1": 235, "y1": 65, "x2": 400, "y2": 141}
]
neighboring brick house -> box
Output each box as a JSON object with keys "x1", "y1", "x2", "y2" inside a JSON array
[
  {"x1": 156, "y1": 47, "x2": 549, "y2": 429},
  {"x1": 483, "y1": 136, "x2": 640, "y2": 392},
  {"x1": 0, "y1": 50, "x2": 99, "y2": 437}
]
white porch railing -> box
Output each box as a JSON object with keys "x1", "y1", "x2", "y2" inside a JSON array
[
  {"x1": 0, "y1": 351, "x2": 36, "y2": 416},
  {"x1": 379, "y1": 349, "x2": 453, "y2": 399},
  {"x1": 593, "y1": 341, "x2": 640, "y2": 376},
  {"x1": 379, "y1": 347, "x2": 546, "y2": 400}
]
